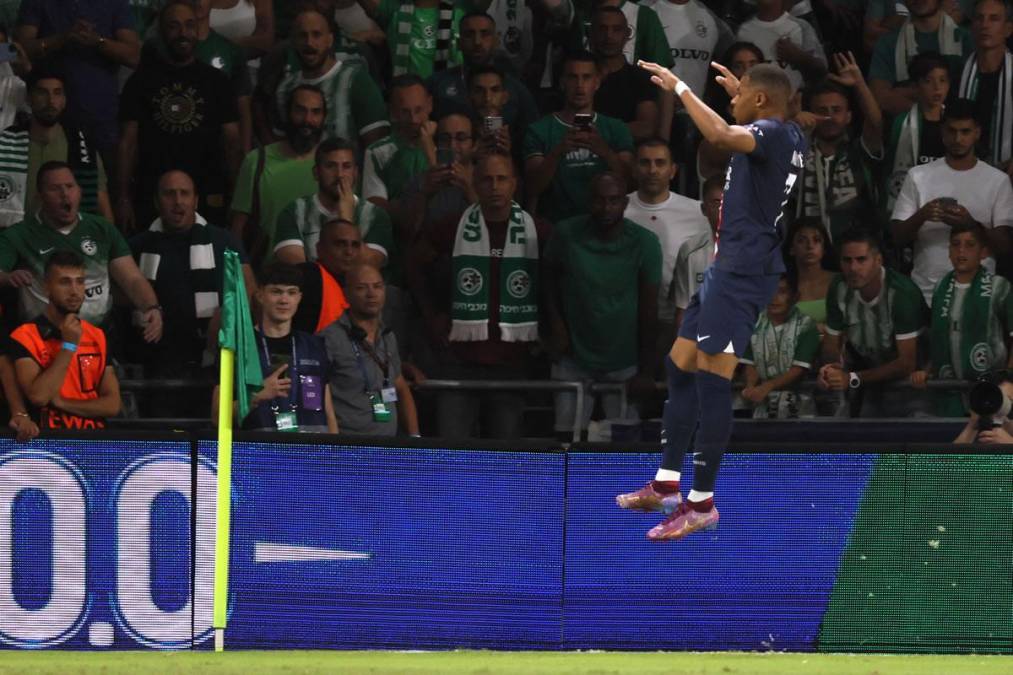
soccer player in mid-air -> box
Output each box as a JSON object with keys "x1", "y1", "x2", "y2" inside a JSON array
[{"x1": 616, "y1": 59, "x2": 807, "y2": 541}]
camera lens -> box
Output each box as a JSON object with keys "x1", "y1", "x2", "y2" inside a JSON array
[{"x1": 969, "y1": 381, "x2": 1004, "y2": 416}]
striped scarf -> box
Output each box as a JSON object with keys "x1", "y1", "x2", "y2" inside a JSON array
[
  {"x1": 392, "y1": 0, "x2": 454, "y2": 76},
  {"x1": 958, "y1": 51, "x2": 1013, "y2": 167},
  {"x1": 137, "y1": 214, "x2": 222, "y2": 320},
  {"x1": 450, "y1": 202, "x2": 539, "y2": 342},
  {"x1": 0, "y1": 123, "x2": 100, "y2": 227},
  {"x1": 886, "y1": 104, "x2": 923, "y2": 214}
]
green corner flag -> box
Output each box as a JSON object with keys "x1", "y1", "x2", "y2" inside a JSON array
[{"x1": 213, "y1": 249, "x2": 261, "y2": 651}]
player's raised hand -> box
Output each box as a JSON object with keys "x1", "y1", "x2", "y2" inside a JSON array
[
  {"x1": 638, "y1": 60, "x2": 679, "y2": 92},
  {"x1": 710, "y1": 61, "x2": 740, "y2": 98},
  {"x1": 827, "y1": 51, "x2": 865, "y2": 89}
]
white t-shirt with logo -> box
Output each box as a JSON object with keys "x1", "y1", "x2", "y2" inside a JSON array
[
  {"x1": 625, "y1": 191, "x2": 711, "y2": 321},
  {"x1": 892, "y1": 158, "x2": 1013, "y2": 303},
  {"x1": 643, "y1": 0, "x2": 734, "y2": 94},
  {"x1": 736, "y1": 12, "x2": 826, "y2": 92}
]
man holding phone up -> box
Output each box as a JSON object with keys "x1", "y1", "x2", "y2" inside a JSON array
[
  {"x1": 524, "y1": 51, "x2": 634, "y2": 224},
  {"x1": 214, "y1": 263, "x2": 338, "y2": 433},
  {"x1": 891, "y1": 99, "x2": 1013, "y2": 303}
]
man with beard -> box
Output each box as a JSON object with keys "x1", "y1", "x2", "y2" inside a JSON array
[
  {"x1": 543, "y1": 171, "x2": 660, "y2": 440},
  {"x1": 117, "y1": 0, "x2": 241, "y2": 231},
  {"x1": 589, "y1": 6, "x2": 659, "y2": 142},
  {"x1": 869, "y1": 0, "x2": 973, "y2": 116},
  {"x1": 273, "y1": 4, "x2": 388, "y2": 148},
  {"x1": 0, "y1": 70, "x2": 113, "y2": 227},
  {"x1": 892, "y1": 99, "x2": 1013, "y2": 302},
  {"x1": 131, "y1": 170, "x2": 254, "y2": 390},
  {"x1": 793, "y1": 51, "x2": 885, "y2": 244},
  {"x1": 7, "y1": 250, "x2": 122, "y2": 430},
  {"x1": 231, "y1": 84, "x2": 326, "y2": 268}
]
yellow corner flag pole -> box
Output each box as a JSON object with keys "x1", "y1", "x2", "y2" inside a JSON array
[{"x1": 214, "y1": 347, "x2": 235, "y2": 652}]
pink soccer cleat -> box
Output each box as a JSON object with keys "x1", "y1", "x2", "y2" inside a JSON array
[
  {"x1": 615, "y1": 482, "x2": 682, "y2": 513},
  {"x1": 646, "y1": 502, "x2": 719, "y2": 541}
]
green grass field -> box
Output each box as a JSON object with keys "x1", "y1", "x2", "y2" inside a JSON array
[{"x1": 0, "y1": 651, "x2": 1010, "y2": 675}]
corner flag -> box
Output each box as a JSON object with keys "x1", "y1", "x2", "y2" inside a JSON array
[{"x1": 213, "y1": 249, "x2": 261, "y2": 651}]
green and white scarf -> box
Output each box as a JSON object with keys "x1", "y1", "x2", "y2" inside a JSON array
[
  {"x1": 137, "y1": 214, "x2": 222, "y2": 319},
  {"x1": 931, "y1": 267, "x2": 996, "y2": 381},
  {"x1": 0, "y1": 124, "x2": 100, "y2": 227},
  {"x1": 887, "y1": 104, "x2": 923, "y2": 214},
  {"x1": 392, "y1": 0, "x2": 454, "y2": 76},
  {"x1": 895, "y1": 13, "x2": 961, "y2": 82},
  {"x1": 450, "y1": 201, "x2": 538, "y2": 342},
  {"x1": 958, "y1": 50, "x2": 1013, "y2": 167}
]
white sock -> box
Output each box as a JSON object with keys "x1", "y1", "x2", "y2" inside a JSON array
[
  {"x1": 687, "y1": 490, "x2": 713, "y2": 503},
  {"x1": 654, "y1": 468, "x2": 681, "y2": 482}
]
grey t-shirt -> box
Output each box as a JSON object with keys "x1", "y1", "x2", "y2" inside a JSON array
[{"x1": 322, "y1": 313, "x2": 402, "y2": 436}]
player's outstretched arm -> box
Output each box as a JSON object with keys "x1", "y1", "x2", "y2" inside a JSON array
[{"x1": 638, "y1": 60, "x2": 756, "y2": 155}]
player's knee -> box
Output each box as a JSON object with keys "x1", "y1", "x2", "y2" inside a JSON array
[
  {"x1": 671, "y1": 338, "x2": 697, "y2": 372},
  {"x1": 697, "y1": 351, "x2": 738, "y2": 380}
]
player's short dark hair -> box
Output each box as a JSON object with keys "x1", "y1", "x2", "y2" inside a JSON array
[
  {"x1": 806, "y1": 80, "x2": 851, "y2": 109},
  {"x1": 974, "y1": 0, "x2": 1013, "y2": 22},
  {"x1": 591, "y1": 5, "x2": 627, "y2": 24},
  {"x1": 474, "y1": 148, "x2": 516, "y2": 174},
  {"x1": 702, "y1": 175, "x2": 724, "y2": 197},
  {"x1": 36, "y1": 160, "x2": 74, "y2": 191},
  {"x1": 943, "y1": 98, "x2": 979, "y2": 125},
  {"x1": 466, "y1": 63, "x2": 506, "y2": 88},
  {"x1": 314, "y1": 136, "x2": 357, "y2": 166},
  {"x1": 258, "y1": 263, "x2": 304, "y2": 288},
  {"x1": 460, "y1": 11, "x2": 495, "y2": 27},
  {"x1": 780, "y1": 270, "x2": 800, "y2": 297},
  {"x1": 590, "y1": 170, "x2": 625, "y2": 194},
  {"x1": 950, "y1": 221, "x2": 990, "y2": 247},
  {"x1": 837, "y1": 228, "x2": 882, "y2": 254},
  {"x1": 908, "y1": 51, "x2": 950, "y2": 82},
  {"x1": 160, "y1": 0, "x2": 197, "y2": 20},
  {"x1": 320, "y1": 217, "x2": 360, "y2": 239},
  {"x1": 26, "y1": 67, "x2": 65, "y2": 92},
  {"x1": 286, "y1": 83, "x2": 328, "y2": 120},
  {"x1": 562, "y1": 50, "x2": 597, "y2": 71},
  {"x1": 723, "y1": 41, "x2": 765, "y2": 66},
  {"x1": 743, "y1": 63, "x2": 793, "y2": 106},
  {"x1": 635, "y1": 137, "x2": 673, "y2": 160},
  {"x1": 389, "y1": 74, "x2": 428, "y2": 100},
  {"x1": 291, "y1": 0, "x2": 336, "y2": 34},
  {"x1": 44, "y1": 250, "x2": 84, "y2": 277}
]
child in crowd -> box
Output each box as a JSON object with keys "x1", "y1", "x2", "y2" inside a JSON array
[{"x1": 740, "y1": 274, "x2": 821, "y2": 419}]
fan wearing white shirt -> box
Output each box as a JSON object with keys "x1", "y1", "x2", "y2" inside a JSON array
[
  {"x1": 624, "y1": 138, "x2": 710, "y2": 369},
  {"x1": 891, "y1": 98, "x2": 1013, "y2": 304},
  {"x1": 736, "y1": 0, "x2": 827, "y2": 92}
]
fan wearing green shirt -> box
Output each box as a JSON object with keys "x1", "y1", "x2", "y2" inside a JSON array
[
  {"x1": 272, "y1": 4, "x2": 389, "y2": 147},
  {"x1": 362, "y1": 74, "x2": 436, "y2": 210},
  {"x1": 273, "y1": 136, "x2": 396, "y2": 282},
  {"x1": 819, "y1": 228, "x2": 928, "y2": 417},
  {"x1": 230, "y1": 84, "x2": 326, "y2": 267},
  {"x1": 357, "y1": 0, "x2": 465, "y2": 78},
  {"x1": 0, "y1": 161, "x2": 163, "y2": 343},
  {"x1": 524, "y1": 50, "x2": 634, "y2": 224}
]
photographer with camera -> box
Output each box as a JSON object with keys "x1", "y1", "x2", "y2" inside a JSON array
[{"x1": 953, "y1": 373, "x2": 1013, "y2": 443}]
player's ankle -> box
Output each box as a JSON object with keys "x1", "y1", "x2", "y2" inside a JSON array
[{"x1": 651, "y1": 479, "x2": 680, "y2": 494}]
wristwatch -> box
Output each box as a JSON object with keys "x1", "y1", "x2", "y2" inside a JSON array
[{"x1": 848, "y1": 371, "x2": 862, "y2": 389}]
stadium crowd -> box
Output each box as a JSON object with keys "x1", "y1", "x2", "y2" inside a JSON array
[{"x1": 2, "y1": 0, "x2": 1013, "y2": 442}]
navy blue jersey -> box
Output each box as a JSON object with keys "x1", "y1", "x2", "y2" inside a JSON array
[{"x1": 714, "y1": 118, "x2": 807, "y2": 275}]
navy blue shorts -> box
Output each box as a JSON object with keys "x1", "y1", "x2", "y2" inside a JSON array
[{"x1": 678, "y1": 267, "x2": 781, "y2": 357}]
